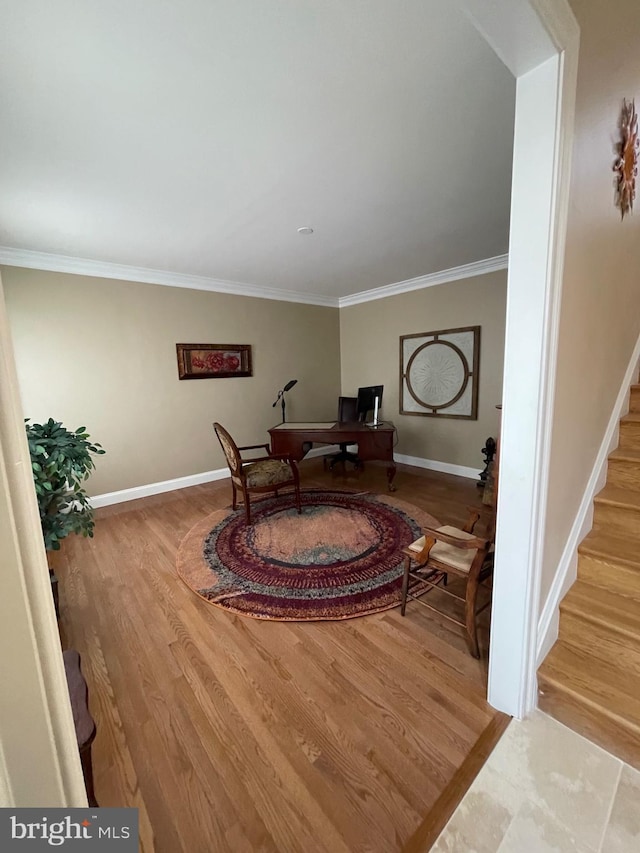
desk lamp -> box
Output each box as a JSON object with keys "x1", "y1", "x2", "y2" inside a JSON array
[{"x1": 272, "y1": 379, "x2": 298, "y2": 422}]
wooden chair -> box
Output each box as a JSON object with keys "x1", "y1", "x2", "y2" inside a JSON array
[
  {"x1": 400, "y1": 508, "x2": 496, "y2": 658},
  {"x1": 213, "y1": 422, "x2": 301, "y2": 524}
]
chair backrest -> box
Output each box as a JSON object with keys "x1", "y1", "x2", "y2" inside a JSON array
[
  {"x1": 338, "y1": 396, "x2": 359, "y2": 422},
  {"x1": 213, "y1": 422, "x2": 243, "y2": 478}
]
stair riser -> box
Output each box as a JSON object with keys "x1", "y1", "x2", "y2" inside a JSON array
[
  {"x1": 536, "y1": 390, "x2": 640, "y2": 769},
  {"x1": 578, "y1": 554, "x2": 640, "y2": 597},
  {"x1": 559, "y1": 610, "x2": 640, "y2": 677},
  {"x1": 538, "y1": 678, "x2": 640, "y2": 770},
  {"x1": 619, "y1": 421, "x2": 640, "y2": 451},
  {"x1": 593, "y1": 502, "x2": 640, "y2": 537},
  {"x1": 607, "y1": 459, "x2": 640, "y2": 492}
]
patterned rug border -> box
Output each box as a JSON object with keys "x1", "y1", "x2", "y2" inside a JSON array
[{"x1": 176, "y1": 488, "x2": 438, "y2": 622}]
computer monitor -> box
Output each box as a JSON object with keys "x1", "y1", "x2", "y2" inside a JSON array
[{"x1": 356, "y1": 385, "x2": 383, "y2": 426}]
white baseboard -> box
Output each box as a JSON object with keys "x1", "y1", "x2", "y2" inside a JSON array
[
  {"x1": 90, "y1": 448, "x2": 479, "y2": 508},
  {"x1": 308, "y1": 446, "x2": 478, "y2": 480},
  {"x1": 90, "y1": 446, "x2": 337, "y2": 508},
  {"x1": 394, "y1": 452, "x2": 481, "y2": 480},
  {"x1": 90, "y1": 468, "x2": 230, "y2": 508},
  {"x1": 536, "y1": 335, "x2": 640, "y2": 667}
]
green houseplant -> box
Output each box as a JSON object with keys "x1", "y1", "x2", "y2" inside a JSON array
[
  {"x1": 26, "y1": 418, "x2": 105, "y2": 613},
  {"x1": 26, "y1": 418, "x2": 105, "y2": 550}
]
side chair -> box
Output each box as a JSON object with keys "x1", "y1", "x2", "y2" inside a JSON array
[
  {"x1": 400, "y1": 508, "x2": 495, "y2": 658},
  {"x1": 213, "y1": 422, "x2": 302, "y2": 525}
]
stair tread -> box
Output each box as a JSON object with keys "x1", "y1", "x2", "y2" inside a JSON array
[
  {"x1": 609, "y1": 447, "x2": 640, "y2": 462},
  {"x1": 580, "y1": 529, "x2": 640, "y2": 565},
  {"x1": 595, "y1": 484, "x2": 640, "y2": 509},
  {"x1": 621, "y1": 412, "x2": 640, "y2": 424},
  {"x1": 539, "y1": 643, "x2": 640, "y2": 729},
  {"x1": 561, "y1": 581, "x2": 640, "y2": 637}
]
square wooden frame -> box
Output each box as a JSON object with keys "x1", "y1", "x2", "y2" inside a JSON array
[
  {"x1": 399, "y1": 326, "x2": 480, "y2": 419},
  {"x1": 176, "y1": 343, "x2": 253, "y2": 380}
]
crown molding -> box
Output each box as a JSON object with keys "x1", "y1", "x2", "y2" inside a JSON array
[
  {"x1": 0, "y1": 246, "x2": 339, "y2": 308},
  {"x1": 531, "y1": 0, "x2": 580, "y2": 53},
  {"x1": 456, "y1": 0, "x2": 556, "y2": 76},
  {"x1": 0, "y1": 246, "x2": 508, "y2": 309},
  {"x1": 338, "y1": 254, "x2": 509, "y2": 308}
]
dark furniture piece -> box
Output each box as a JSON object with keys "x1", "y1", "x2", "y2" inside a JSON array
[
  {"x1": 269, "y1": 421, "x2": 397, "y2": 490},
  {"x1": 213, "y1": 422, "x2": 301, "y2": 524},
  {"x1": 50, "y1": 570, "x2": 60, "y2": 619},
  {"x1": 63, "y1": 649, "x2": 98, "y2": 807},
  {"x1": 477, "y1": 436, "x2": 497, "y2": 489},
  {"x1": 325, "y1": 396, "x2": 361, "y2": 471},
  {"x1": 482, "y1": 406, "x2": 502, "y2": 507}
]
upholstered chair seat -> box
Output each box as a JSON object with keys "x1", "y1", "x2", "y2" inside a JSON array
[
  {"x1": 214, "y1": 422, "x2": 302, "y2": 524},
  {"x1": 241, "y1": 459, "x2": 296, "y2": 489}
]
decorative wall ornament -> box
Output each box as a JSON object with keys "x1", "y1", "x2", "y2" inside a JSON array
[
  {"x1": 399, "y1": 326, "x2": 480, "y2": 419},
  {"x1": 478, "y1": 436, "x2": 497, "y2": 489},
  {"x1": 613, "y1": 98, "x2": 638, "y2": 219},
  {"x1": 176, "y1": 343, "x2": 252, "y2": 379}
]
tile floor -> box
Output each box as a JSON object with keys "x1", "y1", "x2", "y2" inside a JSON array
[{"x1": 432, "y1": 710, "x2": 640, "y2": 852}]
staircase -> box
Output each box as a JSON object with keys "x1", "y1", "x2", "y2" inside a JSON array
[{"x1": 538, "y1": 384, "x2": 640, "y2": 769}]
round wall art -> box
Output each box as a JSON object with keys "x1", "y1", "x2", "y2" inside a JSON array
[
  {"x1": 614, "y1": 98, "x2": 638, "y2": 219},
  {"x1": 400, "y1": 326, "x2": 480, "y2": 419}
]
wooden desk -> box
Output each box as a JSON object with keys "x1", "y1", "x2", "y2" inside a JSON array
[{"x1": 269, "y1": 421, "x2": 397, "y2": 490}]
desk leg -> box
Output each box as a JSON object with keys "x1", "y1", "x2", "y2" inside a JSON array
[{"x1": 387, "y1": 463, "x2": 397, "y2": 492}]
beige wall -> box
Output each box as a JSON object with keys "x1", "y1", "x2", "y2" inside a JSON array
[
  {"x1": 2, "y1": 267, "x2": 341, "y2": 496},
  {"x1": 0, "y1": 274, "x2": 87, "y2": 806},
  {"x1": 340, "y1": 270, "x2": 507, "y2": 469},
  {"x1": 541, "y1": 0, "x2": 640, "y2": 606}
]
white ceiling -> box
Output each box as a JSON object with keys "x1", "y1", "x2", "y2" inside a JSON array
[{"x1": 0, "y1": 1, "x2": 516, "y2": 303}]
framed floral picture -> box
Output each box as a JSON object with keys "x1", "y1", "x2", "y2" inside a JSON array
[{"x1": 176, "y1": 343, "x2": 252, "y2": 379}]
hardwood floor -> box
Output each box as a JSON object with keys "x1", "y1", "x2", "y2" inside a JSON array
[{"x1": 55, "y1": 459, "x2": 504, "y2": 852}]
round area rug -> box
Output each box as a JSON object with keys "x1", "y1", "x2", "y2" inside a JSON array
[{"x1": 176, "y1": 490, "x2": 439, "y2": 620}]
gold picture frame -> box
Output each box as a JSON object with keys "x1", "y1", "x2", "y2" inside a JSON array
[{"x1": 176, "y1": 343, "x2": 253, "y2": 380}]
